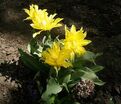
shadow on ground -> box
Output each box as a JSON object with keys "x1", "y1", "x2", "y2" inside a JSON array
[{"x1": 0, "y1": 60, "x2": 40, "y2": 104}]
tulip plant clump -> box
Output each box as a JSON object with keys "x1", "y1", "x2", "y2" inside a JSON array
[{"x1": 19, "y1": 4, "x2": 105, "y2": 104}]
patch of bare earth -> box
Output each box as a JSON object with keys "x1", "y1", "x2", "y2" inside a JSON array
[
  {"x1": 0, "y1": 31, "x2": 30, "y2": 62},
  {"x1": 0, "y1": 30, "x2": 32, "y2": 104}
]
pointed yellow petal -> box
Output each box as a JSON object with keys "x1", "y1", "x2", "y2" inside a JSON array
[
  {"x1": 34, "y1": 5, "x2": 39, "y2": 11},
  {"x1": 24, "y1": 9, "x2": 29, "y2": 14},
  {"x1": 80, "y1": 40, "x2": 91, "y2": 46},
  {"x1": 71, "y1": 25, "x2": 76, "y2": 33}
]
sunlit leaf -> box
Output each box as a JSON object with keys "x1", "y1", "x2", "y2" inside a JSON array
[{"x1": 42, "y1": 77, "x2": 62, "y2": 102}]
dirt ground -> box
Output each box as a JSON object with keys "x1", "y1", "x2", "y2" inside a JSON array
[{"x1": 0, "y1": 0, "x2": 121, "y2": 104}]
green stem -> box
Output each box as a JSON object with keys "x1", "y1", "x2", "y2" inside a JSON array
[{"x1": 46, "y1": 31, "x2": 52, "y2": 41}]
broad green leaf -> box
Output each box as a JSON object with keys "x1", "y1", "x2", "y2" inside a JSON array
[
  {"x1": 91, "y1": 65, "x2": 104, "y2": 73},
  {"x1": 71, "y1": 70, "x2": 84, "y2": 81},
  {"x1": 81, "y1": 68, "x2": 105, "y2": 86},
  {"x1": 82, "y1": 51, "x2": 97, "y2": 64},
  {"x1": 72, "y1": 55, "x2": 85, "y2": 68},
  {"x1": 93, "y1": 78, "x2": 105, "y2": 86},
  {"x1": 83, "y1": 51, "x2": 95, "y2": 60},
  {"x1": 81, "y1": 68, "x2": 98, "y2": 80},
  {"x1": 41, "y1": 77, "x2": 62, "y2": 102},
  {"x1": 18, "y1": 48, "x2": 48, "y2": 73},
  {"x1": 63, "y1": 74, "x2": 71, "y2": 84}
]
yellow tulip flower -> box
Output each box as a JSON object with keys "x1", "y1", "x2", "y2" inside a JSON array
[
  {"x1": 42, "y1": 42, "x2": 72, "y2": 70},
  {"x1": 24, "y1": 4, "x2": 63, "y2": 37},
  {"x1": 64, "y1": 25, "x2": 91, "y2": 57}
]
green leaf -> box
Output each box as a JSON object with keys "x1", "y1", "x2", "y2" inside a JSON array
[
  {"x1": 48, "y1": 95, "x2": 56, "y2": 104},
  {"x1": 81, "y1": 68, "x2": 98, "y2": 80},
  {"x1": 93, "y1": 78, "x2": 105, "y2": 86},
  {"x1": 63, "y1": 74, "x2": 71, "y2": 84},
  {"x1": 91, "y1": 65, "x2": 104, "y2": 73},
  {"x1": 68, "y1": 70, "x2": 84, "y2": 88},
  {"x1": 68, "y1": 81, "x2": 78, "y2": 88},
  {"x1": 57, "y1": 68, "x2": 72, "y2": 84},
  {"x1": 71, "y1": 70, "x2": 83, "y2": 80},
  {"x1": 83, "y1": 51, "x2": 95, "y2": 60},
  {"x1": 81, "y1": 68, "x2": 105, "y2": 86},
  {"x1": 72, "y1": 55, "x2": 85, "y2": 68},
  {"x1": 18, "y1": 48, "x2": 48, "y2": 73},
  {"x1": 82, "y1": 51, "x2": 97, "y2": 65},
  {"x1": 27, "y1": 38, "x2": 43, "y2": 57},
  {"x1": 42, "y1": 32, "x2": 53, "y2": 50},
  {"x1": 62, "y1": 83, "x2": 69, "y2": 93},
  {"x1": 27, "y1": 38, "x2": 38, "y2": 54},
  {"x1": 96, "y1": 52, "x2": 103, "y2": 57},
  {"x1": 41, "y1": 77, "x2": 62, "y2": 103}
]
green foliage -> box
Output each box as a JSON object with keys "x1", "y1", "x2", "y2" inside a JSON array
[
  {"x1": 18, "y1": 48, "x2": 49, "y2": 74},
  {"x1": 81, "y1": 67, "x2": 105, "y2": 85},
  {"x1": 41, "y1": 77, "x2": 62, "y2": 104},
  {"x1": 18, "y1": 48, "x2": 41, "y2": 72},
  {"x1": 19, "y1": 44, "x2": 105, "y2": 103},
  {"x1": 27, "y1": 38, "x2": 42, "y2": 56}
]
